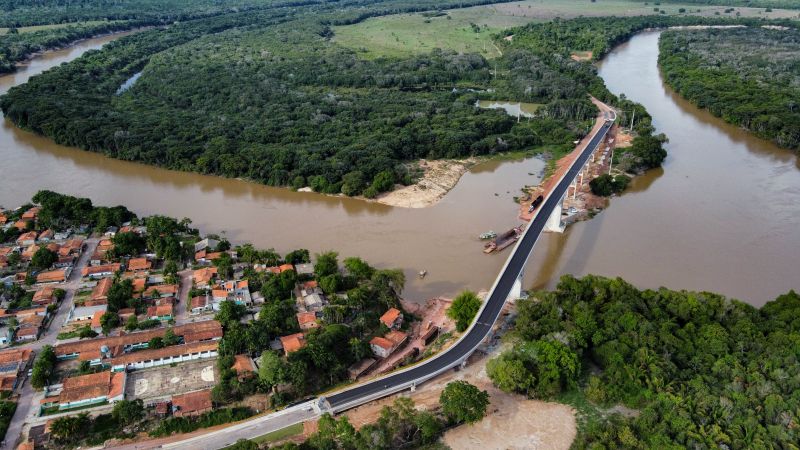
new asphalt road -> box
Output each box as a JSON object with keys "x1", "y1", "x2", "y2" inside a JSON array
[
  {"x1": 325, "y1": 118, "x2": 614, "y2": 411},
  {"x1": 127, "y1": 114, "x2": 614, "y2": 450}
]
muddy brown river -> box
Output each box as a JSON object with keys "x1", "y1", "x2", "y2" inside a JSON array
[{"x1": 1, "y1": 30, "x2": 797, "y2": 306}]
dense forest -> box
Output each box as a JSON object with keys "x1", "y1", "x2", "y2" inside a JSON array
[
  {"x1": 6, "y1": 7, "x2": 779, "y2": 196},
  {"x1": 636, "y1": 0, "x2": 800, "y2": 9},
  {"x1": 0, "y1": 0, "x2": 288, "y2": 27},
  {"x1": 487, "y1": 275, "x2": 800, "y2": 448},
  {"x1": 0, "y1": 0, "x2": 598, "y2": 197},
  {"x1": 660, "y1": 27, "x2": 800, "y2": 151},
  {"x1": 0, "y1": 21, "x2": 140, "y2": 73}
]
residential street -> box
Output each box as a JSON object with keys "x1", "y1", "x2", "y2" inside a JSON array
[{"x1": 2, "y1": 237, "x2": 99, "y2": 450}]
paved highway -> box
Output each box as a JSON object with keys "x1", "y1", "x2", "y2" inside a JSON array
[
  {"x1": 325, "y1": 116, "x2": 614, "y2": 411},
  {"x1": 125, "y1": 113, "x2": 615, "y2": 449}
]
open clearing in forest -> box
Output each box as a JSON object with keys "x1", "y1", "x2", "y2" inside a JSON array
[{"x1": 333, "y1": 0, "x2": 799, "y2": 58}]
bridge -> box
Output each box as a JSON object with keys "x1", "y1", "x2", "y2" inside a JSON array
[
  {"x1": 322, "y1": 111, "x2": 615, "y2": 412},
  {"x1": 160, "y1": 111, "x2": 616, "y2": 449}
]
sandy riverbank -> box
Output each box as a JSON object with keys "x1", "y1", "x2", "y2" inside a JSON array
[{"x1": 375, "y1": 158, "x2": 478, "y2": 208}]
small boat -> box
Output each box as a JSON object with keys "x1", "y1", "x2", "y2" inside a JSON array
[
  {"x1": 478, "y1": 231, "x2": 497, "y2": 240},
  {"x1": 419, "y1": 270, "x2": 427, "y2": 278}
]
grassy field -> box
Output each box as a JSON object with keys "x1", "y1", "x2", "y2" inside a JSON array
[
  {"x1": 0, "y1": 21, "x2": 118, "y2": 35},
  {"x1": 333, "y1": 0, "x2": 800, "y2": 58},
  {"x1": 250, "y1": 422, "x2": 304, "y2": 445}
]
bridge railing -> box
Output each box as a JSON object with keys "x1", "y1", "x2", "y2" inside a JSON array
[{"x1": 326, "y1": 113, "x2": 616, "y2": 413}]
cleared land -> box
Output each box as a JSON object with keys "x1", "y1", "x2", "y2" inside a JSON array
[
  {"x1": 125, "y1": 359, "x2": 218, "y2": 402},
  {"x1": 334, "y1": 0, "x2": 800, "y2": 58}
]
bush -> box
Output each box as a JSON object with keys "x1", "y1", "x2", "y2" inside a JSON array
[{"x1": 149, "y1": 407, "x2": 254, "y2": 437}]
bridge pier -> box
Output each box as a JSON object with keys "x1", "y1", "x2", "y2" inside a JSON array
[
  {"x1": 543, "y1": 193, "x2": 565, "y2": 233},
  {"x1": 509, "y1": 270, "x2": 524, "y2": 301}
]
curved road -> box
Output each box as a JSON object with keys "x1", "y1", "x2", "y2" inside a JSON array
[
  {"x1": 156, "y1": 113, "x2": 615, "y2": 450},
  {"x1": 325, "y1": 115, "x2": 614, "y2": 411}
]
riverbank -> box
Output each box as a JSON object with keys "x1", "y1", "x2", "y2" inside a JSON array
[
  {"x1": 375, "y1": 158, "x2": 478, "y2": 208},
  {"x1": 517, "y1": 97, "x2": 627, "y2": 225}
]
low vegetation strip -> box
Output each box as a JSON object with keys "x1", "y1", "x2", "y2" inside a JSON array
[{"x1": 659, "y1": 27, "x2": 800, "y2": 151}]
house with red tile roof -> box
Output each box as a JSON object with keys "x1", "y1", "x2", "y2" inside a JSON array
[
  {"x1": 127, "y1": 257, "x2": 151, "y2": 272},
  {"x1": 232, "y1": 355, "x2": 256, "y2": 380},
  {"x1": 147, "y1": 304, "x2": 174, "y2": 321},
  {"x1": 87, "y1": 277, "x2": 113, "y2": 306},
  {"x1": 32, "y1": 286, "x2": 57, "y2": 306},
  {"x1": 16, "y1": 231, "x2": 37, "y2": 247},
  {"x1": 296, "y1": 312, "x2": 319, "y2": 331},
  {"x1": 82, "y1": 263, "x2": 121, "y2": 278},
  {"x1": 379, "y1": 308, "x2": 403, "y2": 330},
  {"x1": 280, "y1": 333, "x2": 306, "y2": 355},
  {"x1": 370, "y1": 330, "x2": 408, "y2": 359},
  {"x1": 193, "y1": 267, "x2": 218, "y2": 287},
  {"x1": 40, "y1": 371, "x2": 126, "y2": 411},
  {"x1": 21, "y1": 207, "x2": 40, "y2": 221},
  {"x1": 0, "y1": 348, "x2": 33, "y2": 393},
  {"x1": 36, "y1": 268, "x2": 70, "y2": 284},
  {"x1": 37, "y1": 229, "x2": 55, "y2": 242},
  {"x1": 172, "y1": 389, "x2": 212, "y2": 417}
]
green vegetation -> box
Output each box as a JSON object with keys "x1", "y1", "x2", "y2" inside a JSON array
[
  {"x1": 149, "y1": 407, "x2": 255, "y2": 437},
  {"x1": 334, "y1": 12, "x2": 506, "y2": 59},
  {"x1": 660, "y1": 27, "x2": 800, "y2": 151},
  {"x1": 251, "y1": 422, "x2": 304, "y2": 444},
  {"x1": 439, "y1": 379, "x2": 490, "y2": 424},
  {"x1": 271, "y1": 385, "x2": 483, "y2": 450},
  {"x1": 0, "y1": 401, "x2": 16, "y2": 443},
  {"x1": 32, "y1": 190, "x2": 135, "y2": 232},
  {"x1": 30, "y1": 345, "x2": 56, "y2": 389},
  {"x1": 0, "y1": 0, "x2": 287, "y2": 27},
  {"x1": 48, "y1": 409, "x2": 141, "y2": 446},
  {"x1": 589, "y1": 173, "x2": 630, "y2": 196},
  {"x1": 0, "y1": 1, "x2": 625, "y2": 198},
  {"x1": 488, "y1": 274, "x2": 800, "y2": 448},
  {"x1": 641, "y1": 0, "x2": 800, "y2": 9},
  {"x1": 0, "y1": 20, "x2": 134, "y2": 73},
  {"x1": 446, "y1": 290, "x2": 481, "y2": 332}
]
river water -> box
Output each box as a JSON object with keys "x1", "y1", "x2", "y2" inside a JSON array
[
  {"x1": 526, "y1": 31, "x2": 800, "y2": 306},
  {"x1": 1, "y1": 31, "x2": 797, "y2": 306},
  {"x1": 0, "y1": 32, "x2": 543, "y2": 302}
]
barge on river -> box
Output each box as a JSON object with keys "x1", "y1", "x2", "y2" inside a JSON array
[{"x1": 483, "y1": 224, "x2": 525, "y2": 254}]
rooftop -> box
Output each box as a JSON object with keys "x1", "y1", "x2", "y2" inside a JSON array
[
  {"x1": 379, "y1": 308, "x2": 402, "y2": 327},
  {"x1": 56, "y1": 320, "x2": 222, "y2": 357},
  {"x1": 172, "y1": 389, "x2": 212, "y2": 415},
  {"x1": 280, "y1": 332, "x2": 306, "y2": 354},
  {"x1": 111, "y1": 340, "x2": 218, "y2": 367}
]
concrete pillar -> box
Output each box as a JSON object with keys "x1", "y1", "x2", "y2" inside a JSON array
[
  {"x1": 544, "y1": 194, "x2": 565, "y2": 233},
  {"x1": 509, "y1": 270, "x2": 524, "y2": 301}
]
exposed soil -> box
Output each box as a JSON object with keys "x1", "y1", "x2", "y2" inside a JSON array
[
  {"x1": 518, "y1": 97, "x2": 633, "y2": 226},
  {"x1": 376, "y1": 158, "x2": 478, "y2": 208},
  {"x1": 340, "y1": 339, "x2": 576, "y2": 449},
  {"x1": 570, "y1": 51, "x2": 593, "y2": 61}
]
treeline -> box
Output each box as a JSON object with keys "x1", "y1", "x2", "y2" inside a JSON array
[
  {"x1": 499, "y1": 16, "x2": 682, "y2": 172},
  {"x1": 487, "y1": 275, "x2": 800, "y2": 448},
  {"x1": 505, "y1": 15, "x2": 797, "y2": 61},
  {"x1": 631, "y1": 0, "x2": 800, "y2": 8},
  {"x1": 1, "y1": 1, "x2": 591, "y2": 198},
  {"x1": 0, "y1": 0, "x2": 297, "y2": 27},
  {"x1": 0, "y1": 20, "x2": 141, "y2": 74},
  {"x1": 31, "y1": 189, "x2": 136, "y2": 232},
  {"x1": 660, "y1": 27, "x2": 800, "y2": 151}
]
